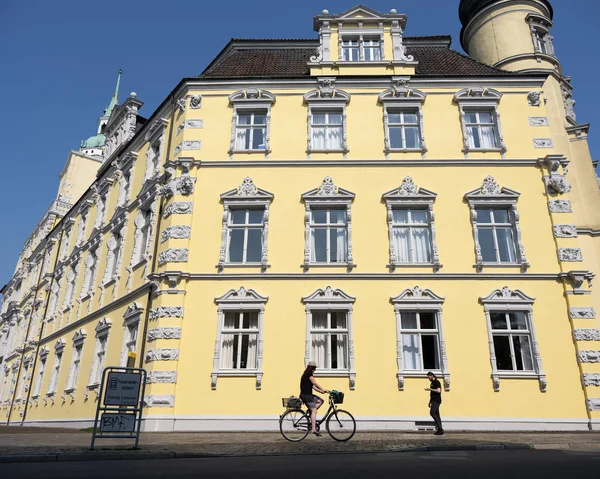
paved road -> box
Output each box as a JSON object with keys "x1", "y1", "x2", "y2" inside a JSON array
[{"x1": 1, "y1": 450, "x2": 599, "y2": 478}]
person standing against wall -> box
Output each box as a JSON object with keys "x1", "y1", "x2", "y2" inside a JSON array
[{"x1": 425, "y1": 372, "x2": 444, "y2": 435}]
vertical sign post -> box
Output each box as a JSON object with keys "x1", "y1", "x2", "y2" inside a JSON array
[{"x1": 90, "y1": 366, "x2": 146, "y2": 450}]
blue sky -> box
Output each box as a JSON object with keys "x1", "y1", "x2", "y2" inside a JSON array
[{"x1": 0, "y1": 0, "x2": 597, "y2": 286}]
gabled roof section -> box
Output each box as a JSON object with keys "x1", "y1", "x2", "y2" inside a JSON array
[
  {"x1": 199, "y1": 37, "x2": 520, "y2": 79},
  {"x1": 313, "y1": 5, "x2": 408, "y2": 31}
]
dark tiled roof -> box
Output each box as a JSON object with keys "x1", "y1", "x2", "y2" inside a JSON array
[{"x1": 200, "y1": 38, "x2": 519, "y2": 79}]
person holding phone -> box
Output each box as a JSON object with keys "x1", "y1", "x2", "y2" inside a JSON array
[{"x1": 424, "y1": 371, "x2": 444, "y2": 435}]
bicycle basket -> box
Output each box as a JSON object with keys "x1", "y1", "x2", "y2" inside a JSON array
[
  {"x1": 331, "y1": 391, "x2": 344, "y2": 404},
  {"x1": 282, "y1": 396, "x2": 303, "y2": 409}
]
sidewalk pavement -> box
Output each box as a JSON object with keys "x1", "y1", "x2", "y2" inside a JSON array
[{"x1": 0, "y1": 426, "x2": 599, "y2": 463}]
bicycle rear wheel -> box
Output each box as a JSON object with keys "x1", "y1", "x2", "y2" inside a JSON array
[
  {"x1": 280, "y1": 409, "x2": 310, "y2": 442},
  {"x1": 326, "y1": 409, "x2": 356, "y2": 442}
]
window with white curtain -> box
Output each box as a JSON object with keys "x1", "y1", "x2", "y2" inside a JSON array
[
  {"x1": 363, "y1": 38, "x2": 381, "y2": 61},
  {"x1": 32, "y1": 355, "x2": 47, "y2": 398},
  {"x1": 400, "y1": 312, "x2": 440, "y2": 371},
  {"x1": 48, "y1": 351, "x2": 63, "y2": 394},
  {"x1": 310, "y1": 208, "x2": 347, "y2": 263},
  {"x1": 310, "y1": 311, "x2": 349, "y2": 371},
  {"x1": 219, "y1": 312, "x2": 259, "y2": 370},
  {"x1": 475, "y1": 208, "x2": 518, "y2": 263},
  {"x1": 65, "y1": 344, "x2": 83, "y2": 391},
  {"x1": 311, "y1": 111, "x2": 343, "y2": 151},
  {"x1": 89, "y1": 335, "x2": 108, "y2": 386},
  {"x1": 120, "y1": 322, "x2": 139, "y2": 367},
  {"x1": 226, "y1": 209, "x2": 265, "y2": 264},
  {"x1": 235, "y1": 111, "x2": 267, "y2": 150},
  {"x1": 387, "y1": 109, "x2": 421, "y2": 149},
  {"x1": 464, "y1": 109, "x2": 499, "y2": 149},
  {"x1": 391, "y1": 208, "x2": 432, "y2": 263},
  {"x1": 490, "y1": 311, "x2": 534, "y2": 372},
  {"x1": 342, "y1": 38, "x2": 360, "y2": 61}
]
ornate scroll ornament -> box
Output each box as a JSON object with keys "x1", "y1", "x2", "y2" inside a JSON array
[
  {"x1": 465, "y1": 178, "x2": 528, "y2": 272},
  {"x1": 583, "y1": 373, "x2": 600, "y2": 387},
  {"x1": 564, "y1": 270, "x2": 594, "y2": 293},
  {"x1": 39, "y1": 346, "x2": 50, "y2": 360},
  {"x1": 319, "y1": 176, "x2": 337, "y2": 195},
  {"x1": 72, "y1": 328, "x2": 87, "y2": 346},
  {"x1": 548, "y1": 200, "x2": 572, "y2": 213},
  {"x1": 143, "y1": 394, "x2": 175, "y2": 407},
  {"x1": 558, "y1": 248, "x2": 583, "y2": 262},
  {"x1": 147, "y1": 327, "x2": 181, "y2": 342},
  {"x1": 145, "y1": 348, "x2": 179, "y2": 362},
  {"x1": 529, "y1": 116, "x2": 549, "y2": 126},
  {"x1": 573, "y1": 329, "x2": 600, "y2": 341},
  {"x1": 390, "y1": 17, "x2": 414, "y2": 62},
  {"x1": 149, "y1": 306, "x2": 184, "y2": 321},
  {"x1": 160, "y1": 176, "x2": 195, "y2": 197},
  {"x1": 176, "y1": 98, "x2": 186, "y2": 112},
  {"x1": 569, "y1": 307, "x2": 596, "y2": 319},
  {"x1": 188, "y1": 94, "x2": 202, "y2": 109},
  {"x1": 527, "y1": 91, "x2": 543, "y2": 106},
  {"x1": 146, "y1": 371, "x2": 177, "y2": 384},
  {"x1": 173, "y1": 140, "x2": 201, "y2": 157},
  {"x1": 158, "y1": 248, "x2": 189, "y2": 265},
  {"x1": 578, "y1": 350, "x2": 600, "y2": 363},
  {"x1": 534, "y1": 138, "x2": 554, "y2": 148},
  {"x1": 95, "y1": 317, "x2": 112, "y2": 335},
  {"x1": 480, "y1": 287, "x2": 545, "y2": 392},
  {"x1": 54, "y1": 338, "x2": 66, "y2": 353},
  {"x1": 163, "y1": 202, "x2": 193, "y2": 219},
  {"x1": 160, "y1": 225, "x2": 191, "y2": 243},
  {"x1": 398, "y1": 177, "x2": 419, "y2": 195},
  {"x1": 304, "y1": 79, "x2": 351, "y2": 102},
  {"x1": 545, "y1": 175, "x2": 571, "y2": 195},
  {"x1": 553, "y1": 225, "x2": 577, "y2": 238}
]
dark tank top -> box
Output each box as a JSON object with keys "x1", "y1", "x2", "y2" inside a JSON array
[{"x1": 300, "y1": 371, "x2": 313, "y2": 395}]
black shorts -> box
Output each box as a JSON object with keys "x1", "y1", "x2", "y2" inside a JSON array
[{"x1": 300, "y1": 394, "x2": 322, "y2": 409}]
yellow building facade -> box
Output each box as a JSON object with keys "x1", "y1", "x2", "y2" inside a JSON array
[{"x1": 2, "y1": 1, "x2": 599, "y2": 431}]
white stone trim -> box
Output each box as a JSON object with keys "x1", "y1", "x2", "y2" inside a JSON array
[
  {"x1": 529, "y1": 117, "x2": 549, "y2": 126},
  {"x1": 569, "y1": 307, "x2": 596, "y2": 319},
  {"x1": 173, "y1": 141, "x2": 201, "y2": 157},
  {"x1": 548, "y1": 200, "x2": 572, "y2": 213},
  {"x1": 391, "y1": 286, "x2": 449, "y2": 391},
  {"x1": 150, "y1": 306, "x2": 184, "y2": 321},
  {"x1": 578, "y1": 351, "x2": 600, "y2": 363},
  {"x1": 143, "y1": 394, "x2": 175, "y2": 408},
  {"x1": 553, "y1": 225, "x2": 577, "y2": 238},
  {"x1": 558, "y1": 248, "x2": 583, "y2": 262},
  {"x1": 163, "y1": 202, "x2": 193, "y2": 219},
  {"x1": 147, "y1": 327, "x2": 181, "y2": 341},
  {"x1": 573, "y1": 329, "x2": 600, "y2": 341},
  {"x1": 480, "y1": 287, "x2": 546, "y2": 392},
  {"x1": 588, "y1": 399, "x2": 600, "y2": 411},
  {"x1": 212, "y1": 287, "x2": 268, "y2": 390},
  {"x1": 533, "y1": 138, "x2": 554, "y2": 148},
  {"x1": 218, "y1": 178, "x2": 274, "y2": 271},
  {"x1": 160, "y1": 225, "x2": 191, "y2": 243},
  {"x1": 465, "y1": 176, "x2": 528, "y2": 273},
  {"x1": 301, "y1": 177, "x2": 355, "y2": 270},
  {"x1": 145, "y1": 348, "x2": 179, "y2": 362},
  {"x1": 583, "y1": 373, "x2": 600, "y2": 387},
  {"x1": 228, "y1": 89, "x2": 276, "y2": 159},
  {"x1": 382, "y1": 177, "x2": 440, "y2": 271},
  {"x1": 302, "y1": 286, "x2": 356, "y2": 389},
  {"x1": 160, "y1": 176, "x2": 195, "y2": 198},
  {"x1": 146, "y1": 371, "x2": 177, "y2": 384},
  {"x1": 158, "y1": 248, "x2": 189, "y2": 265}
]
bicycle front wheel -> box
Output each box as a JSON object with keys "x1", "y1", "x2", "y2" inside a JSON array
[
  {"x1": 326, "y1": 409, "x2": 356, "y2": 442},
  {"x1": 280, "y1": 409, "x2": 310, "y2": 442}
]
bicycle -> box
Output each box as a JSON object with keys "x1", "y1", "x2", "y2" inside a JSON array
[{"x1": 279, "y1": 390, "x2": 356, "y2": 442}]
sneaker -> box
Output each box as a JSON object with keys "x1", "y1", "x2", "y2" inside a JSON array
[
  {"x1": 434, "y1": 430, "x2": 445, "y2": 436},
  {"x1": 311, "y1": 431, "x2": 322, "y2": 437}
]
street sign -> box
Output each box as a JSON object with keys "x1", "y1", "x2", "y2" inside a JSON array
[
  {"x1": 90, "y1": 367, "x2": 147, "y2": 450},
  {"x1": 104, "y1": 371, "x2": 142, "y2": 406}
]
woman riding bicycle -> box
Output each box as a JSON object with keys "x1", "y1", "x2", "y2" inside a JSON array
[{"x1": 300, "y1": 361, "x2": 329, "y2": 437}]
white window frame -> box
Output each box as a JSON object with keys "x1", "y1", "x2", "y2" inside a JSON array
[
  {"x1": 144, "y1": 120, "x2": 167, "y2": 181},
  {"x1": 234, "y1": 111, "x2": 267, "y2": 151},
  {"x1": 212, "y1": 287, "x2": 267, "y2": 390},
  {"x1": 76, "y1": 208, "x2": 88, "y2": 247},
  {"x1": 120, "y1": 303, "x2": 144, "y2": 367},
  {"x1": 89, "y1": 318, "x2": 111, "y2": 388},
  {"x1": 391, "y1": 286, "x2": 450, "y2": 391},
  {"x1": 454, "y1": 88, "x2": 507, "y2": 158},
  {"x1": 383, "y1": 177, "x2": 440, "y2": 271},
  {"x1": 228, "y1": 89, "x2": 275, "y2": 159},
  {"x1": 338, "y1": 30, "x2": 385, "y2": 62},
  {"x1": 94, "y1": 190, "x2": 108, "y2": 230},
  {"x1": 379, "y1": 82, "x2": 427, "y2": 157},
  {"x1": 480, "y1": 287, "x2": 546, "y2": 392},
  {"x1": 302, "y1": 177, "x2": 355, "y2": 270},
  {"x1": 302, "y1": 287, "x2": 356, "y2": 389},
  {"x1": 131, "y1": 206, "x2": 155, "y2": 268},
  {"x1": 62, "y1": 262, "x2": 79, "y2": 312},
  {"x1": 465, "y1": 176, "x2": 529, "y2": 273},
  {"x1": 304, "y1": 80, "x2": 350, "y2": 158},
  {"x1": 65, "y1": 329, "x2": 86, "y2": 393},
  {"x1": 32, "y1": 347, "x2": 49, "y2": 399},
  {"x1": 218, "y1": 177, "x2": 273, "y2": 271},
  {"x1": 103, "y1": 228, "x2": 124, "y2": 286},
  {"x1": 81, "y1": 247, "x2": 98, "y2": 300},
  {"x1": 526, "y1": 13, "x2": 555, "y2": 56},
  {"x1": 47, "y1": 339, "x2": 65, "y2": 396},
  {"x1": 16, "y1": 359, "x2": 31, "y2": 401}
]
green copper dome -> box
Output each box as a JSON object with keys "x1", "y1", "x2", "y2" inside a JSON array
[{"x1": 81, "y1": 133, "x2": 106, "y2": 149}]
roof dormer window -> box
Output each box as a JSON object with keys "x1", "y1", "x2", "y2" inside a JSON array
[
  {"x1": 342, "y1": 38, "x2": 359, "y2": 61},
  {"x1": 363, "y1": 38, "x2": 381, "y2": 61},
  {"x1": 341, "y1": 36, "x2": 382, "y2": 62}
]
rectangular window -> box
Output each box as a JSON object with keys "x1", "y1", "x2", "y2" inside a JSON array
[
  {"x1": 533, "y1": 28, "x2": 551, "y2": 55},
  {"x1": 476, "y1": 208, "x2": 518, "y2": 263},
  {"x1": 363, "y1": 38, "x2": 381, "y2": 61},
  {"x1": 219, "y1": 312, "x2": 259, "y2": 370},
  {"x1": 490, "y1": 312, "x2": 535, "y2": 372},
  {"x1": 106, "y1": 232, "x2": 122, "y2": 281},
  {"x1": 66, "y1": 345, "x2": 83, "y2": 391},
  {"x1": 311, "y1": 111, "x2": 343, "y2": 150},
  {"x1": 16, "y1": 364, "x2": 29, "y2": 400},
  {"x1": 32, "y1": 357, "x2": 46, "y2": 397},
  {"x1": 310, "y1": 311, "x2": 349, "y2": 371},
  {"x1": 82, "y1": 250, "x2": 97, "y2": 296},
  {"x1": 90, "y1": 336, "x2": 108, "y2": 386},
  {"x1": 226, "y1": 209, "x2": 264, "y2": 264},
  {"x1": 121, "y1": 323, "x2": 139, "y2": 367},
  {"x1": 133, "y1": 209, "x2": 152, "y2": 265},
  {"x1": 391, "y1": 209, "x2": 432, "y2": 263},
  {"x1": 235, "y1": 111, "x2": 266, "y2": 150},
  {"x1": 309, "y1": 208, "x2": 348, "y2": 263},
  {"x1": 342, "y1": 38, "x2": 360, "y2": 61},
  {"x1": 0, "y1": 373, "x2": 9, "y2": 402},
  {"x1": 48, "y1": 352, "x2": 63, "y2": 394},
  {"x1": 400, "y1": 312, "x2": 440, "y2": 371},
  {"x1": 465, "y1": 110, "x2": 499, "y2": 149},
  {"x1": 387, "y1": 109, "x2": 421, "y2": 149}
]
